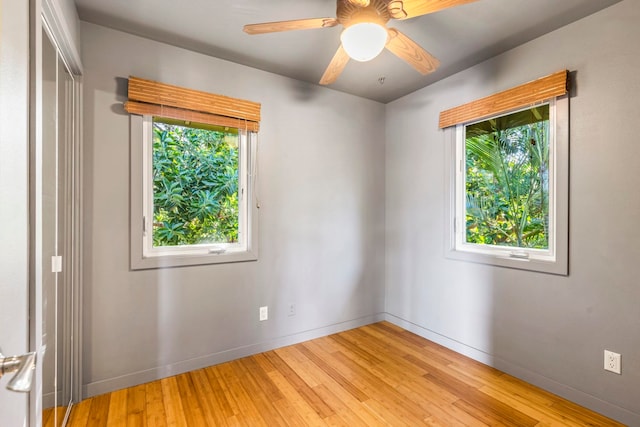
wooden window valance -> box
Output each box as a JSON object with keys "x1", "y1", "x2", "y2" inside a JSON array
[
  {"x1": 124, "y1": 76, "x2": 261, "y2": 132},
  {"x1": 438, "y1": 70, "x2": 568, "y2": 129}
]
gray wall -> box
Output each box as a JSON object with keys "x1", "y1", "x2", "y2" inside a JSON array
[
  {"x1": 81, "y1": 22, "x2": 386, "y2": 396},
  {"x1": 385, "y1": 1, "x2": 639, "y2": 424}
]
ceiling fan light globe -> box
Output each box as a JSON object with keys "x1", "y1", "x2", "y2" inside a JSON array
[{"x1": 340, "y1": 23, "x2": 387, "y2": 62}]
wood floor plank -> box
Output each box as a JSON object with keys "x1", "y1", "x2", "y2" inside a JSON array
[
  {"x1": 223, "y1": 414, "x2": 243, "y2": 426},
  {"x1": 365, "y1": 323, "x2": 474, "y2": 373},
  {"x1": 42, "y1": 407, "x2": 53, "y2": 427},
  {"x1": 298, "y1": 342, "x2": 370, "y2": 402},
  {"x1": 318, "y1": 343, "x2": 450, "y2": 422},
  {"x1": 270, "y1": 395, "x2": 315, "y2": 426},
  {"x1": 329, "y1": 334, "x2": 431, "y2": 402},
  {"x1": 448, "y1": 358, "x2": 505, "y2": 385},
  {"x1": 396, "y1": 383, "x2": 489, "y2": 427},
  {"x1": 265, "y1": 349, "x2": 335, "y2": 419},
  {"x1": 359, "y1": 324, "x2": 447, "y2": 364},
  {"x1": 203, "y1": 363, "x2": 238, "y2": 419},
  {"x1": 275, "y1": 346, "x2": 324, "y2": 388},
  {"x1": 175, "y1": 373, "x2": 207, "y2": 426},
  {"x1": 363, "y1": 324, "x2": 486, "y2": 387},
  {"x1": 266, "y1": 369, "x2": 329, "y2": 425},
  {"x1": 330, "y1": 332, "x2": 386, "y2": 366},
  {"x1": 312, "y1": 383, "x2": 377, "y2": 427},
  {"x1": 188, "y1": 369, "x2": 228, "y2": 426},
  {"x1": 452, "y1": 398, "x2": 517, "y2": 427},
  {"x1": 361, "y1": 397, "x2": 421, "y2": 426},
  {"x1": 86, "y1": 392, "x2": 111, "y2": 427},
  {"x1": 489, "y1": 372, "x2": 558, "y2": 407},
  {"x1": 550, "y1": 397, "x2": 626, "y2": 426},
  {"x1": 144, "y1": 380, "x2": 167, "y2": 427},
  {"x1": 67, "y1": 322, "x2": 625, "y2": 427},
  {"x1": 404, "y1": 352, "x2": 485, "y2": 389},
  {"x1": 252, "y1": 351, "x2": 277, "y2": 373},
  {"x1": 334, "y1": 328, "x2": 431, "y2": 386},
  {"x1": 340, "y1": 339, "x2": 443, "y2": 395},
  {"x1": 372, "y1": 321, "x2": 434, "y2": 348},
  {"x1": 67, "y1": 399, "x2": 92, "y2": 426},
  {"x1": 312, "y1": 335, "x2": 348, "y2": 354},
  {"x1": 231, "y1": 359, "x2": 288, "y2": 426},
  {"x1": 367, "y1": 322, "x2": 467, "y2": 373},
  {"x1": 216, "y1": 361, "x2": 270, "y2": 426},
  {"x1": 106, "y1": 388, "x2": 128, "y2": 426},
  {"x1": 239, "y1": 355, "x2": 285, "y2": 402},
  {"x1": 478, "y1": 383, "x2": 587, "y2": 427},
  {"x1": 160, "y1": 376, "x2": 188, "y2": 427},
  {"x1": 42, "y1": 406, "x2": 69, "y2": 427},
  {"x1": 42, "y1": 408, "x2": 55, "y2": 427},
  {"x1": 297, "y1": 342, "x2": 386, "y2": 426},
  {"x1": 424, "y1": 368, "x2": 538, "y2": 426},
  {"x1": 126, "y1": 384, "x2": 147, "y2": 427},
  {"x1": 330, "y1": 350, "x2": 432, "y2": 425}
]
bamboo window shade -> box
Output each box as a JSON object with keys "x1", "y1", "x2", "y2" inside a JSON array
[
  {"x1": 124, "y1": 76, "x2": 261, "y2": 132},
  {"x1": 438, "y1": 70, "x2": 568, "y2": 129}
]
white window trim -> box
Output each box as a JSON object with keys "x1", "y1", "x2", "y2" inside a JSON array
[
  {"x1": 444, "y1": 97, "x2": 568, "y2": 275},
  {"x1": 130, "y1": 115, "x2": 259, "y2": 269}
]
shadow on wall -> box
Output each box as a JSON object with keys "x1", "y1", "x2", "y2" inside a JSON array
[{"x1": 287, "y1": 79, "x2": 326, "y2": 103}]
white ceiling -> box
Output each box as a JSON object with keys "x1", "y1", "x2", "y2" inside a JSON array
[{"x1": 74, "y1": 0, "x2": 621, "y2": 103}]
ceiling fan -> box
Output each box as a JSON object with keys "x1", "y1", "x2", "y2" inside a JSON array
[{"x1": 243, "y1": 0, "x2": 478, "y2": 85}]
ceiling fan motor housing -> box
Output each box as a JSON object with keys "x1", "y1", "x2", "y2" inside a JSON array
[{"x1": 337, "y1": 0, "x2": 391, "y2": 28}]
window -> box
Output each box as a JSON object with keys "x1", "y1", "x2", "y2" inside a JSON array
[
  {"x1": 442, "y1": 71, "x2": 568, "y2": 275},
  {"x1": 454, "y1": 102, "x2": 560, "y2": 261},
  {"x1": 126, "y1": 77, "x2": 260, "y2": 269},
  {"x1": 131, "y1": 116, "x2": 258, "y2": 269}
]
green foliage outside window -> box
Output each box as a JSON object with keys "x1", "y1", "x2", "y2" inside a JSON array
[
  {"x1": 464, "y1": 105, "x2": 550, "y2": 249},
  {"x1": 152, "y1": 120, "x2": 239, "y2": 247}
]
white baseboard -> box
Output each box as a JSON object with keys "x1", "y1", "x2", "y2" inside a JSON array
[
  {"x1": 384, "y1": 313, "x2": 640, "y2": 427},
  {"x1": 83, "y1": 313, "x2": 385, "y2": 398}
]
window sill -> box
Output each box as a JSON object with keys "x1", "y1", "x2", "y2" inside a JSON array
[
  {"x1": 445, "y1": 248, "x2": 567, "y2": 276},
  {"x1": 131, "y1": 248, "x2": 258, "y2": 270}
]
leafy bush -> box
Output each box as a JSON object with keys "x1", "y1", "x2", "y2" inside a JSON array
[
  {"x1": 465, "y1": 107, "x2": 549, "y2": 249},
  {"x1": 152, "y1": 121, "x2": 239, "y2": 247}
]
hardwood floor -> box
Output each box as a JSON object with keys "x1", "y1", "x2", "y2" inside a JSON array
[
  {"x1": 67, "y1": 322, "x2": 624, "y2": 426},
  {"x1": 43, "y1": 406, "x2": 68, "y2": 427}
]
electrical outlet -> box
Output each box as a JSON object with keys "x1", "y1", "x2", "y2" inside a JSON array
[
  {"x1": 604, "y1": 350, "x2": 621, "y2": 374},
  {"x1": 259, "y1": 306, "x2": 268, "y2": 321},
  {"x1": 288, "y1": 303, "x2": 296, "y2": 317}
]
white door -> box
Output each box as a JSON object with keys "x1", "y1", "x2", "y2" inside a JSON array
[{"x1": 0, "y1": 0, "x2": 32, "y2": 425}]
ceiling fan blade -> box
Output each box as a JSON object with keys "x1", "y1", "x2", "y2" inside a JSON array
[
  {"x1": 388, "y1": 0, "x2": 478, "y2": 19},
  {"x1": 346, "y1": 0, "x2": 371, "y2": 6},
  {"x1": 243, "y1": 18, "x2": 338, "y2": 35},
  {"x1": 386, "y1": 28, "x2": 440, "y2": 74},
  {"x1": 320, "y1": 45, "x2": 350, "y2": 85}
]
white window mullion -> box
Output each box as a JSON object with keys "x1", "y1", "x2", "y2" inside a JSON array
[{"x1": 142, "y1": 115, "x2": 154, "y2": 257}]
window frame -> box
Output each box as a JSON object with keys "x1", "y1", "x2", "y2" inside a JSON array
[
  {"x1": 444, "y1": 96, "x2": 568, "y2": 275},
  {"x1": 130, "y1": 114, "x2": 259, "y2": 269}
]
